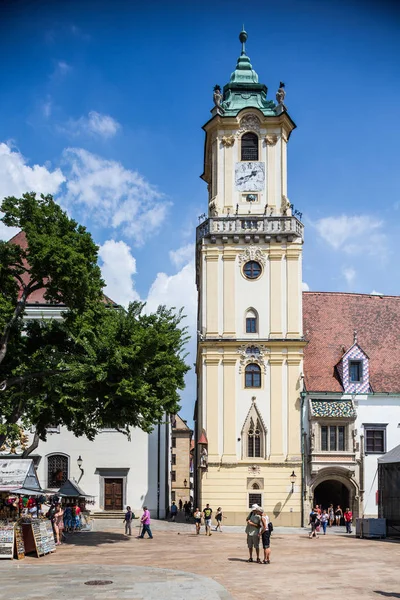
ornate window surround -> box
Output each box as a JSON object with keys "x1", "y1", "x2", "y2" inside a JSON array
[{"x1": 241, "y1": 399, "x2": 267, "y2": 460}]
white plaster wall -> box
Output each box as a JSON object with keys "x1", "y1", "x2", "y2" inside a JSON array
[
  {"x1": 356, "y1": 396, "x2": 400, "y2": 517},
  {"x1": 235, "y1": 251, "x2": 269, "y2": 338},
  {"x1": 32, "y1": 425, "x2": 168, "y2": 517}
]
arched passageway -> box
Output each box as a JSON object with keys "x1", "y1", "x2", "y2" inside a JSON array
[{"x1": 314, "y1": 479, "x2": 350, "y2": 513}]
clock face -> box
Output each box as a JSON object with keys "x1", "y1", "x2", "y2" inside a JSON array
[{"x1": 235, "y1": 162, "x2": 265, "y2": 192}]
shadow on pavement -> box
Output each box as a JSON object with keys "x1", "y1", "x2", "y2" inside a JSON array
[
  {"x1": 63, "y1": 531, "x2": 130, "y2": 546},
  {"x1": 374, "y1": 593, "x2": 400, "y2": 598}
]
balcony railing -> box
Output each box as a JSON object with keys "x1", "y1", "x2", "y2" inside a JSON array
[{"x1": 196, "y1": 215, "x2": 303, "y2": 242}]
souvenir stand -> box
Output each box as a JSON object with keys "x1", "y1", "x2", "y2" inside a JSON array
[
  {"x1": 0, "y1": 458, "x2": 55, "y2": 559},
  {"x1": 58, "y1": 479, "x2": 95, "y2": 531}
]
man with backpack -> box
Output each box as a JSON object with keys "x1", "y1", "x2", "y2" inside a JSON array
[
  {"x1": 245, "y1": 504, "x2": 263, "y2": 563},
  {"x1": 308, "y1": 507, "x2": 320, "y2": 538},
  {"x1": 261, "y1": 510, "x2": 273, "y2": 564},
  {"x1": 123, "y1": 506, "x2": 134, "y2": 536}
]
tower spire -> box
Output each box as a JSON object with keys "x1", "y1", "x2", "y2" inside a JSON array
[{"x1": 239, "y1": 27, "x2": 247, "y2": 55}]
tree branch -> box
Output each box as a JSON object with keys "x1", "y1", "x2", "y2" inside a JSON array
[
  {"x1": 22, "y1": 430, "x2": 40, "y2": 458},
  {"x1": 0, "y1": 369, "x2": 66, "y2": 392},
  {"x1": 0, "y1": 284, "x2": 31, "y2": 365}
]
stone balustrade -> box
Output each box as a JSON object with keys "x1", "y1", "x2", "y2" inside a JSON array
[{"x1": 196, "y1": 215, "x2": 303, "y2": 243}]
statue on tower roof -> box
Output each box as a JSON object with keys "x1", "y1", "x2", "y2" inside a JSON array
[
  {"x1": 276, "y1": 82, "x2": 286, "y2": 105},
  {"x1": 213, "y1": 84, "x2": 223, "y2": 110}
]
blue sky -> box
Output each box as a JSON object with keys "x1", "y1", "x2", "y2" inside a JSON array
[{"x1": 0, "y1": 0, "x2": 399, "y2": 423}]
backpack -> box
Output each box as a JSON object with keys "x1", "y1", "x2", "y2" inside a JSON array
[{"x1": 268, "y1": 521, "x2": 273, "y2": 533}]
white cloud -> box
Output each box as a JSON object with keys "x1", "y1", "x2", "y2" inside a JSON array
[
  {"x1": 314, "y1": 214, "x2": 389, "y2": 260},
  {"x1": 62, "y1": 147, "x2": 170, "y2": 245},
  {"x1": 60, "y1": 111, "x2": 121, "y2": 139},
  {"x1": 98, "y1": 239, "x2": 140, "y2": 306},
  {"x1": 42, "y1": 97, "x2": 52, "y2": 118},
  {"x1": 343, "y1": 267, "x2": 356, "y2": 287},
  {"x1": 370, "y1": 290, "x2": 383, "y2": 296},
  {"x1": 169, "y1": 243, "x2": 194, "y2": 268},
  {"x1": 56, "y1": 61, "x2": 71, "y2": 76},
  {"x1": 302, "y1": 281, "x2": 310, "y2": 292}
]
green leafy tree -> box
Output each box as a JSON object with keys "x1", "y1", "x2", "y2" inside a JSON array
[{"x1": 0, "y1": 193, "x2": 189, "y2": 455}]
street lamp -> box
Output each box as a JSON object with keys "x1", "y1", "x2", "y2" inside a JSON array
[
  {"x1": 184, "y1": 478, "x2": 188, "y2": 488},
  {"x1": 290, "y1": 471, "x2": 296, "y2": 493},
  {"x1": 77, "y1": 455, "x2": 84, "y2": 481}
]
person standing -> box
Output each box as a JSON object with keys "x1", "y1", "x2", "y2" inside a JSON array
[
  {"x1": 344, "y1": 507, "x2": 353, "y2": 534},
  {"x1": 194, "y1": 507, "x2": 202, "y2": 535},
  {"x1": 328, "y1": 504, "x2": 334, "y2": 527},
  {"x1": 170, "y1": 501, "x2": 178, "y2": 522},
  {"x1": 124, "y1": 506, "x2": 133, "y2": 536},
  {"x1": 320, "y1": 509, "x2": 329, "y2": 535},
  {"x1": 179, "y1": 498, "x2": 183, "y2": 512},
  {"x1": 185, "y1": 501, "x2": 192, "y2": 522},
  {"x1": 203, "y1": 504, "x2": 213, "y2": 536},
  {"x1": 246, "y1": 505, "x2": 262, "y2": 563},
  {"x1": 53, "y1": 503, "x2": 64, "y2": 546},
  {"x1": 260, "y1": 510, "x2": 272, "y2": 564},
  {"x1": 335, "y1": 505, "x2": 343, "y2": 526},
  {"x1": 139, "y1": 506, "x2": 153, "y2": 539}
]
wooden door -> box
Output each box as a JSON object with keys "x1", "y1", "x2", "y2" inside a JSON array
[{"x1": 104, "y1": 478, "x2": 123, "y2": 510}]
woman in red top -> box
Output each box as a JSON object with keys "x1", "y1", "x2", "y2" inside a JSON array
[{"x1": 344, "y1": 508, "x2": 353, "y2": 534}]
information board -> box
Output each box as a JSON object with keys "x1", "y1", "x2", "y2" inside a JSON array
[
  {"x1": 14, "y1": 524, "x2": 25, "y2": 560},
  {"x1": 31, "y1": 520, "x2": 56, "y2": 556},
  {"x1": 0, "y1": 523, "x2": 15, "y2": 559}
]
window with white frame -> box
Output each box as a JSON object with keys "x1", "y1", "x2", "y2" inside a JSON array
[{"x1": 364, "y1": 425, "x2": 387, "y2": 454}]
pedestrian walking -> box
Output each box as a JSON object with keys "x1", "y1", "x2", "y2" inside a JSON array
[
  {"x1": 124, "y1": 506, "x2": 134, "y2": 536},
  {"x1": 328, "y1": 504, "x2": 334, "y2": 527},
  {"x1": 320, "y1": 509, "x2": 329, "y2": 535},
  {"x1": 194, "y1": 507, "x2": 202, "y2": 535},
  {"x1": 308, "y1": 507, "x2": 319, "y2": 538},
  {"x1": 170, "y1": 501, "x2": 178, "y2": 522},
  {"x1": 260, "y1": 510, "x2": 272, "y2": 564},
  {"x1": 185, "y1": 501, "x2": 192, "y2": 522},
  {"x1": 246, "y1": 504, "x2": 262, "y2": 563},
  {"x1": 139, "y1": 506, "x2": 153, "y2": 539},
  {"x1": 179, "y1": 498, "x2": 183, "y2": 511},
  {"x1": 344, "y1": 507, "x2": 353, "y2": 534},
  {"x1": 215, "y1": 507, "x2": 225, "y2": 531},
  {"x1": 335, "y1": 505, "x2": 343, "y2": 526},
  {"x1": 203, "y1": 504, "x2": 213, "y2": 536}
]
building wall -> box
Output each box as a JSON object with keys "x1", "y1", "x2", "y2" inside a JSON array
[
  {"x1": 31, "y1": 424, "x2": 169, "y2": 518},
  {"x1": 171, "y1": 431, "x2": 191, "y2": 505}
]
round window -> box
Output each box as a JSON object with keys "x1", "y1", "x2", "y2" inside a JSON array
[{"x1": 243, "y1": 260, "x2": 262, "y2": 279}]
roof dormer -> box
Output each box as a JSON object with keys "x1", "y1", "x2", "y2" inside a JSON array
[{"x1": 336, "y1": 331, "x2": 370, "y2": 393}]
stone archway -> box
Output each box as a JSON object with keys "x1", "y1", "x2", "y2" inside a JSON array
[{"x1": 308, "y1": 468, "x2": 360, "y2": 522}]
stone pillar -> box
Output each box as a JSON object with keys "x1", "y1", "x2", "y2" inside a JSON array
[
  {"x1": 269, "y1": 354, "x2": 284, "y2": 459},
  {"x1": 269, "y1": 249, "x2": 283, "y2": 338},
  {"x1": 286, "y1": 248, "x2": 301, "y2": 337},
  {"x1": 222, "y1": 251, "x2": 236, "y2": 336},
  {"x1": 287, "y1": 356, "x2": 302, "y2": 459},
  {"x1": 221, "y1": 357, "x2": 237, "y2": 463},
  {"x1": 205, "y1": 252, "x2": 219, "y2": 336},
  {"x1": 205, "y1": 356, "x2": 220, "y2": 462}
]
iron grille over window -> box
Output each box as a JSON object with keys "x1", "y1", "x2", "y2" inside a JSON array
[
  {"x1": 241, "y1": 133, "x2": 259, "y2": 161},
  {"x1": 248, "y1": 493, "x2": 262, "y2": 509},
  {"x1": 245, "y1": 364, "x2": 261, "y2": 388},
  {"x1": 47, "y1": 454, "x2": 69, "y2": 488}
]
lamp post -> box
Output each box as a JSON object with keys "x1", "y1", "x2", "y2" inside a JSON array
[
  {"x1": 290, "y1": 471, "x2": 296, "y2": 494},
  {"x1": 77, "y1": 455, "x2": 84, "y2": 482}
]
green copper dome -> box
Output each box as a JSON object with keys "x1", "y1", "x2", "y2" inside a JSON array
[{"x1": 219, "y1": 30, "x2": 276, "y2": 117}]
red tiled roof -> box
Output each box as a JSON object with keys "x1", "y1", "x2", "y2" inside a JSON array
[
  {"x1": 303, "y1": 292, "x2": 400, "y2": 393},
  {"x1": 7, "y1": 230, "x2": 116, "y2": 306}
]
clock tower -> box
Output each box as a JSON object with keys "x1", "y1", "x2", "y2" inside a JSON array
[{"x1": 195, "y1": 30, "x2": 305, "y2": 525}]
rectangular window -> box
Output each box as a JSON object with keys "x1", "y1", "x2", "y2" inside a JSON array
[
  {"x1": 349, "y1": 360, "x2": 362, "y2": 383},
  {"x1": 320, "y1": 425, "x2": 346, "y2": 451},
  {"x1": 172, "y1": 454, "x2": 176, "y2": 465},
  {"x1": 172, "y1": 437, "x2": 176, "y2": 449},
  {"x1": 365, "y1": 428, "x2": 385, "y2": 453},
  {"x1": 246, "y1": 318, "x2": 257, "y2": 333},
  {"x1": 171, "y1": 471, "x2": 176, "y2": 482},
  {"x1": 171, "y1": 491, "x2": 176, "y2": 501},
  {"x1": 248, "y1": 493, "x2": 262, "y2": 509}
]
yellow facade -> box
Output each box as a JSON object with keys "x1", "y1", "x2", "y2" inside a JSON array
[{"x1": 195, "y1": 42, "x2": 305, "y2": 525}]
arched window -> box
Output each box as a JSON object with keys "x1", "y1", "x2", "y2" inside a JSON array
[
  {"x1": 252, "y1": 482, "x2": 260, "y2": 490},
  {"x1": 47, "y1": 454, "x2": 69, "y2": 488},
  {"x1": 241, "y1": 132, "x2": 259, "y2": 161},
  {"x1": 245, "y1": 363, "x2": 261, "y2": 388},
  {"x1": 245, "y1": 309, "x2": 258, "y2": 334}
]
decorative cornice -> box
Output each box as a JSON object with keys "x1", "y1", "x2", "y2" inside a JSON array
[{"x1": 238, "y1": 245, "x2": 266, "y2": 267}]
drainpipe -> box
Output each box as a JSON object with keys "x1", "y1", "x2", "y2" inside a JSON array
[
  {"x1": 300, "y1": 391, "x2": 306, "y2": 528},
  {"x1": 360, "y1": 433, "x2": 365, "y2": 517},
  {"x1": 157, "y1": 422, "x2": 161, "y2": 520},
  {"x1": 164, "y1": 413, "x2": 170, "y2": 519}
]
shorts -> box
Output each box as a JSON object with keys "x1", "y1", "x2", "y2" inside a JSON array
[
  {"x1": 247, "y1": 534, "x2": 260, "y2": 549},
  {"x1": 195, "y1": 519, "x2": 201, "y2": 524},
  {"x1": 261, "y1": 532, "x2": 270, "y2": 549},
  {"x1": 205, "y1": 518, "x2": 212, "y2": 527}
]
